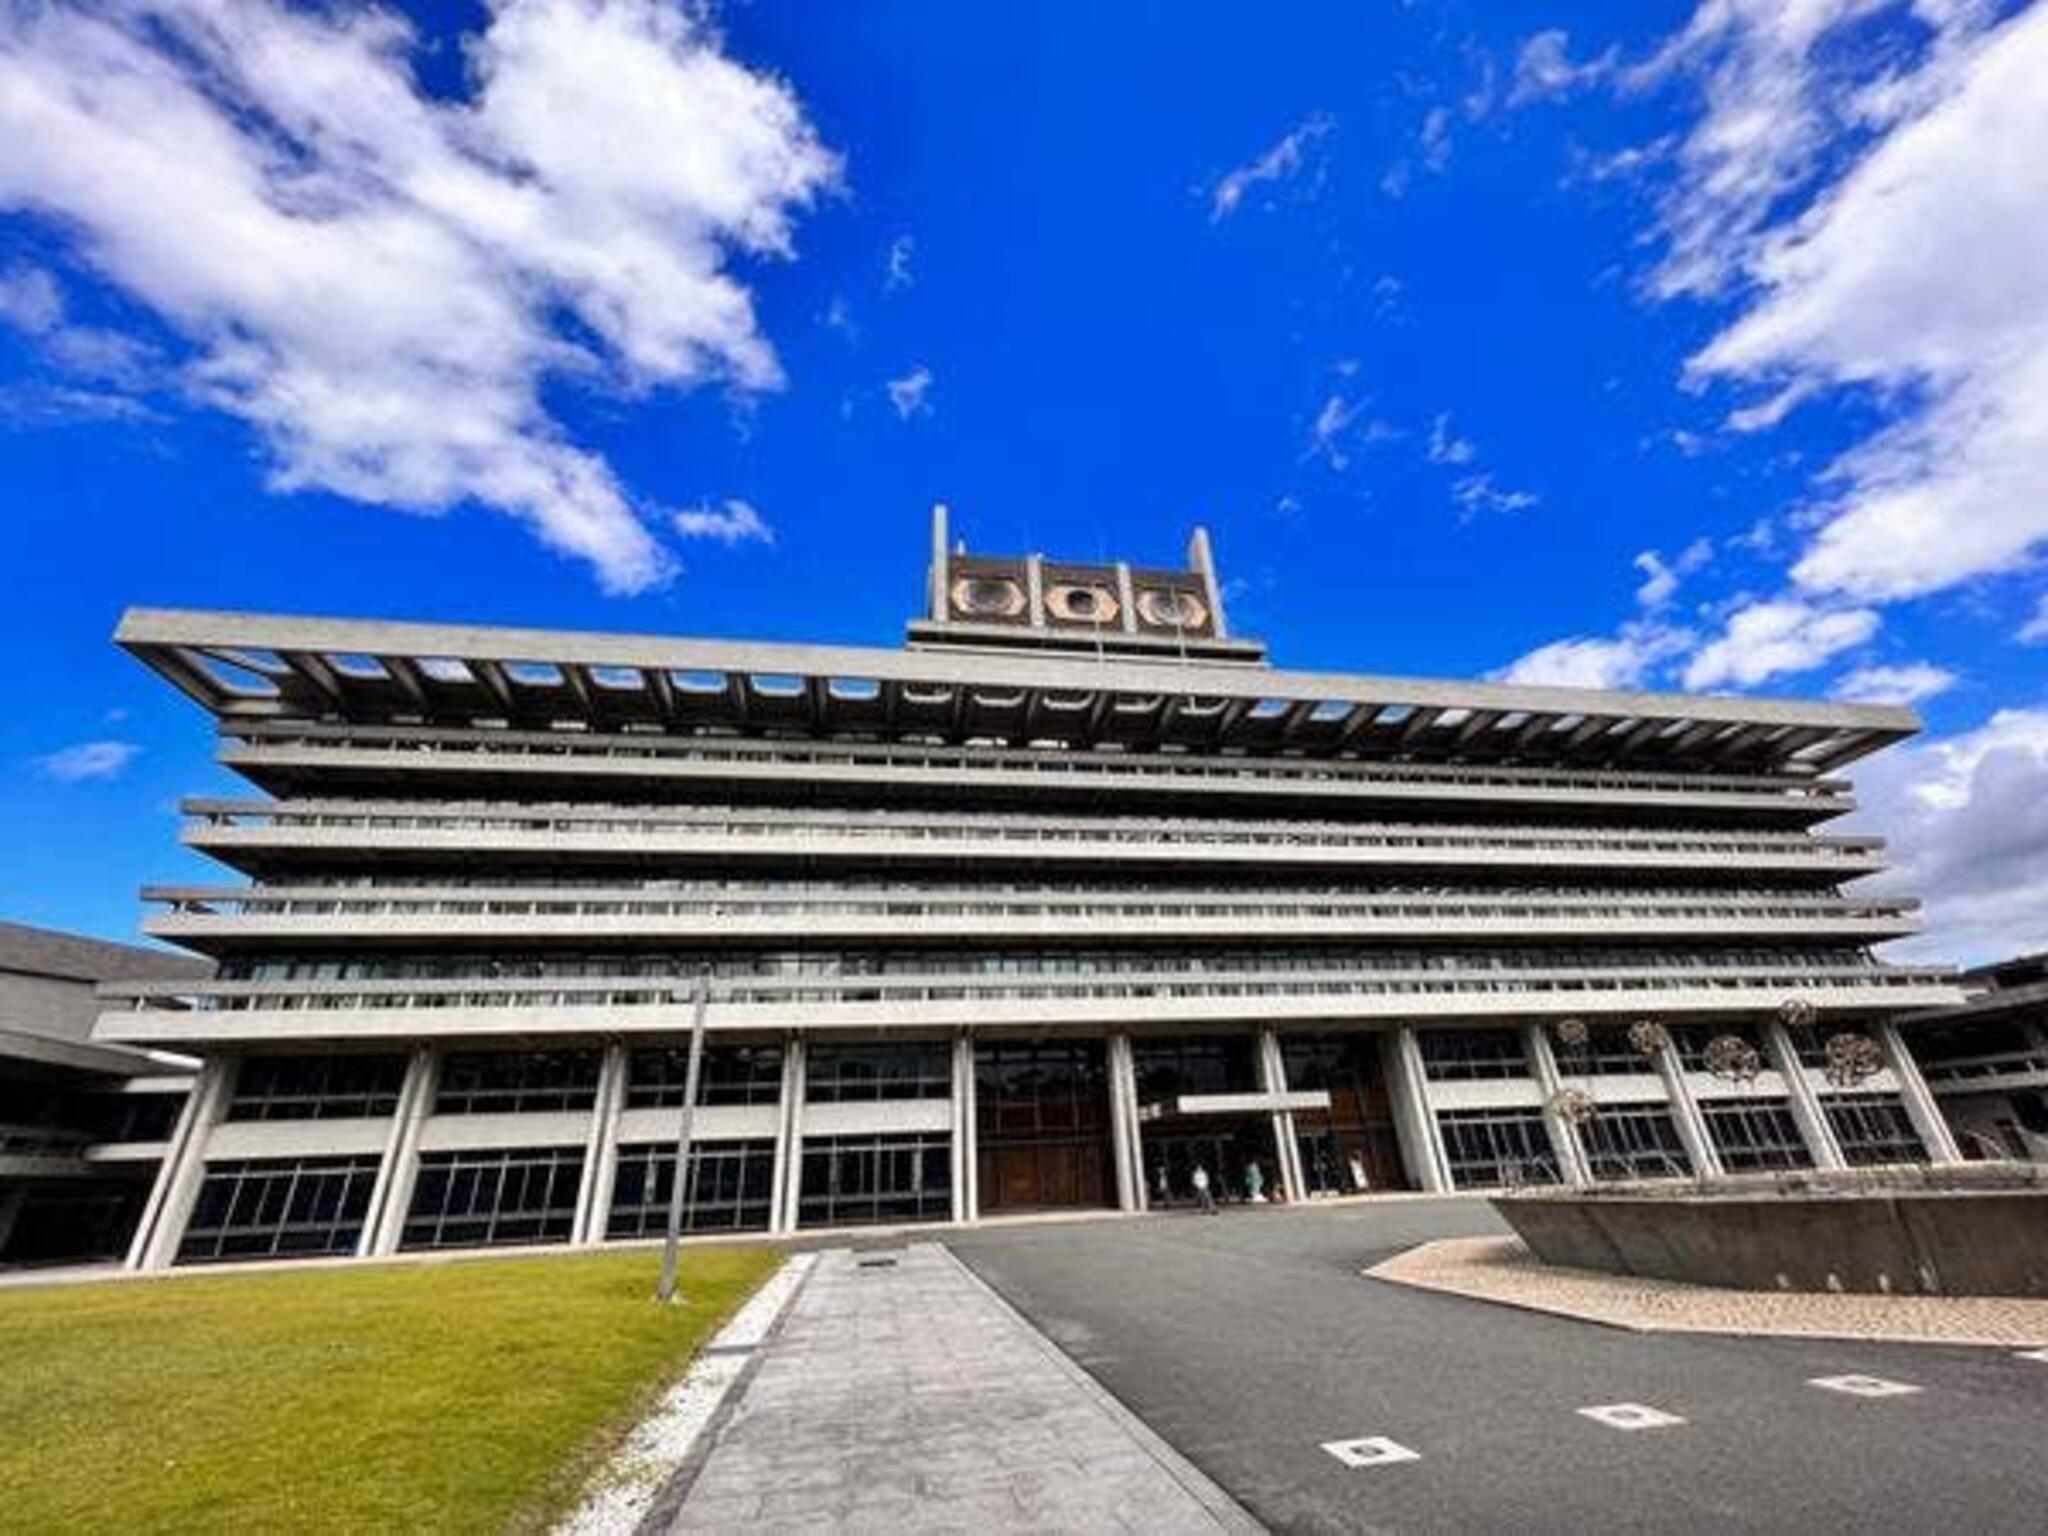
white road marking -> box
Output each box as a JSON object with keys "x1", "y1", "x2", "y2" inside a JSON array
[
  {"x1": 1577, "y1": 1402, "x2": 1686, "y2": 1431},
  {"x1": 2015, "y1": 1348, "x2": 2048, "y2": 1364},
  {"x1": 1321, "y1": 1436, "x2": 1421, "y2": 1469},
  {"x1": 1808, "y1": 1373, "x2": 1922, "y2": 1398}
]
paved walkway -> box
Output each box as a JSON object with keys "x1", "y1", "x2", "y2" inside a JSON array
[{"x1": 659, "y1": 1243, "x2": 1260, "y2": 1533}]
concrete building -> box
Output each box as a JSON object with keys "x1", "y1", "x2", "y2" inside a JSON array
[
  {"x1": 2, "y1": 921, "x2": 199, "y2": 1265},
  {"x1": 1893, "y1": 952, "x2": 2048, "y2": 1161},
  {"x1": 97, "y1": 514, "x2": 1971, "y2": 1268}
]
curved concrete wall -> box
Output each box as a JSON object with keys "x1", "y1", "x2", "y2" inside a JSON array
[{"x1": 1494, "y1": 1169, "x2": 2048, "y2": 1297}]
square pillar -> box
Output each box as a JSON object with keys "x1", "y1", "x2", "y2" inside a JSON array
[
  {"x1": 574, "y1": 1043, "x2": 630, "y2": 1245},
  {"x1": 1764, "y1": 1019, "x2": 1847, "y2": 1170},
  {"x1": 1877, "y1": 1021, "x2": 1963, "y2": 1163},
  {"x1": 1382, "y1": 1027, "x2": 1451, "y2": 1193},
  {"x1": 1107, "y1": 1033, "x2": 1145, "y2": 1212},
  {"x1": 369, "y1": 1047, "x2": 440, "y2": 1256},
  {"x1": 1257, "y1": 1029, "x2": 1307, "y2": 1202},
  {"x1": 770, "y1": 1036, "x2": 807, "y2": 1234},
  {"x1": 951, "y1": 1034, "x2": 980, "y2": 1224},
  {"x1": 128, "y1": 1055, "x2": 235, "y2": 1271},
  {"x1": 356, "y1": 1045, "x2": 435, "y2": 1258},
  {"x1": 1526, "y1": 1025, "x2": 1592, "y2": 1187},
  {"x1": 1651, "y1": 1039, "x2": 1722, "y2": 1179}
]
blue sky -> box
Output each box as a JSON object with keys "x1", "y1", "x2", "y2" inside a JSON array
[{"x1": 1, "y1": 0, "x2": 2045, "y2": 959}]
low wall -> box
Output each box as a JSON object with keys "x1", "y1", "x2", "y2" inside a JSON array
[{"x1": 1493, "y1": 1166, "x2": 2048, "y2": 1297}]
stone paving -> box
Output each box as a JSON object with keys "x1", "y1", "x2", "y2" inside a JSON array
[
  {"x1": 1373, "y1": 1235, "x2": 2048, "y2": 1346},
  {"x1": 658, "y1": 1242, "x2": 1261, "y2": 1533}
]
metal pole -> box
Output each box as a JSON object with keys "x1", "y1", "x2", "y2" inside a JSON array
[{"x1": 655, "y1": 968, "x2": 711, "y2": 1304}]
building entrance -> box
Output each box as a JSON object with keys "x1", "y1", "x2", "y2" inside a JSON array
[{"x1": 1143, "y1": 1114, "x2": 1278, "y2": 1207}]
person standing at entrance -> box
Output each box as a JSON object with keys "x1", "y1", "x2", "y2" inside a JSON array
[
  {"x1": 1191, "y1": 1162, "x2": 1217, "y2": 1215},
  {"x1": 1244, "y1": 1159, "x2": 1264, "y2": 1203}
]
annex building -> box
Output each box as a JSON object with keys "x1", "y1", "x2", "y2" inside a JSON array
[{"x1": 98, "y1": 514, "x2": 1972, "y2": 1269}]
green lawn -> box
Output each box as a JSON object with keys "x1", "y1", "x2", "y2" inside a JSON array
[{"x1": 0, "y1": 1245, "x2": 780, "y2": 1534}]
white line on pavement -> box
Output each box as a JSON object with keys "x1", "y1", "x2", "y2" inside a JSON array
[
  {"x1": 1807, "y1": 1373, "x2": 1922, "y2": 1398},
  {"x1": 1577, "y1": 1402, "x2": 1686, "y2": 1431},
  {"x1": 1322, "y1": 1436, "x2": 1422, "y2": 1468}
]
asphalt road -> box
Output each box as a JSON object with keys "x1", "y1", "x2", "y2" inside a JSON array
[{"x1": 949, "y1": 1199, "x2": 2048, "y2": 1535}]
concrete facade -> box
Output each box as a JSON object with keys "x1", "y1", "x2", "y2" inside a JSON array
[
  {"x1": 96, "y1": 516, "x2": 1971, "y2": 1268},
  {"x1": 0, "y1": 921, "x2": 200, "y2": 1265}
]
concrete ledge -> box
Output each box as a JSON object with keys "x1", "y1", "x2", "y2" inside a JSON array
[
  {"x1": 1493, "y1": 1165, "x2": 2048, "y2": 1297},
  {"x1": 1371, "y1": 1236, "x2": 2048, "y2": 1347}
]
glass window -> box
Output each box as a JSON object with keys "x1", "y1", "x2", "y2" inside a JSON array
[
  {"x1": 1701, "y1": 1099, "x2": 1813, "y2": 1171},
  {"x1": 1131, "y1": 1036, "x2": 1260, "y2": 1100},
  {"x1": 1416, "y1": 1030, "x2": 1529, "y2": 1082},
  {"x1": 434, "y1": 1050, "x2": 601, "y2": 1114},
  {"x1": 797, "y1": 1133, "x2": 951, "y2": 1227},
  {"x1": 1436, "y1": 1109, "x2": 1559, "y2": 1188},
  {"x1": 805, "y1": 1041, "x2": 951, "y2": 1103},
  {"x1": 177, "y1": 1156, "x2": 380, "y2": 1264},
  {"x1": 227, "y1": 1053, "x2": 409, "y2": 1121},
  {"x1": 626, "y1": 1044, "x2": 783, "y2": 1109},
  {"x1": 607, "y1": 1140, "x2": 775, "y2": 1237},
  {"x1": 1825, "y1": 1094, "x2": 1928, "y2": 1166},
  {"x1": 1579, "y1": 1106, "x2": 1688, "y2": 1180},
  {"x1": 402, "y1": 1146, "x2": 584, "y2": 1249}
]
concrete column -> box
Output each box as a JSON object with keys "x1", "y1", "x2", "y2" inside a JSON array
[
  {"x1": 574, "y1": 1044, "x2": 630, "y2": 1245},
  {"x1": 0, "y1": 1184, "x2": 26, "y2": 1257},
  {"x1": 1651, "y1": 1040, "x2": 1722, "y2": 1179},
  {"x1": 1877, "y1": 1021, "x2": 1963, "y2": 1163},
  {"x1": 1025, "y1": 554, "x2": 1046, "y2": 630},
  {"x1": 1107, "y1": 1033, "x2": 1145, "y2": 1212},
  {"x1": 1114, "y1": 562, "x2": 1139, "y2": 635},
  {"x1": 1764, "y1": 1019, "x2": 1846, "y2": 1171},
  {"x1": 771, "y1": 1036, "x2": 807, "y2": 1234},
  {"x1": 951, "y1": 1034, "x2": 980, "y2": 1224},
  {"x1": 370, "y1": 1047, "x2": 440, "y2": 1256},
  {"x1": 1526, "y1": 1025, "x2": 1592, "y2": 1187},
  {"x1": 1382, "y1": 1027, "x2": 1450, "y2": 1193},
  {"x1": 1189, "y1": 526, "x2": 1229, "y2": 639},
  {"x1": 1257, "y1": 1029, "x2": 1307, "y2": 1202},
  {"x1": 128, "y1": 1055, "x2": 235, "y2": 1271},
  {"x1": 355, "y1": 1045, "x2": 433, "y2": 1258}
]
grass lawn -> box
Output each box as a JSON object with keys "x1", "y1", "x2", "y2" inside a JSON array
[{"x1": 0, "y1": 1245, "x2": 780, "y2": 1534}]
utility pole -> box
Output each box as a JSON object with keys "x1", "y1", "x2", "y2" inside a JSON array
[{"x1": 655, "y1": 967, "x2": 712, "y2": 1305}]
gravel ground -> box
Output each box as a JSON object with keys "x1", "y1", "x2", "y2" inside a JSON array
[{"x1": 1372, "y1": 1236, "x2": 2048, "y2": 1346}]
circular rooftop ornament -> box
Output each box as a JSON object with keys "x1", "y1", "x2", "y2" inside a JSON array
[
  {"x1": 1548, "y1": 1087, "x2": 1597, "y2": 1127},
  {"x1": 1628, "y1": 1019, "x2": 1671, "y2": 1058},
  {"x1": 1552, "y1": 1017, "x2": 1589, "y2": 1048},
  {"x1": 1778, "y1": 996, "x2": 1819, "y2": 1030},
  {"x1": 1702, "y1": 1034, "x2": 1763, "y2": 1084},
  {"x1": 1822, "y1": 1032, "x2": 1884, "y2": 1088}
]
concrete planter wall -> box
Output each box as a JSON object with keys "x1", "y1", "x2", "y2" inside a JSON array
[{"x1": 1492, "y1": 1165, "x2": 2048, "y2": 1297}]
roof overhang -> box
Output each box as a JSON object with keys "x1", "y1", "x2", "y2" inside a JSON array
[{"x1": 116, "y1": 606, "x2": 1920, "y2": 773}]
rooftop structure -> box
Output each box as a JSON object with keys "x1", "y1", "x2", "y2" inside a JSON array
[{"x1": 98, "y1": 512, "x2": 1970, "y2": 1269}]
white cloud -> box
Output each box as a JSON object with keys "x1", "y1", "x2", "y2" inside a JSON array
[
  {"x1": 1494, "y1": 622, "x2": 1691, "y2": 690},
  {"x1": 1419, "y1": 107, "x2": 1452, "y2": 173},
  {"x1": 1210, "y1": 116, "x2": 1332, "y2": 221},
  {"x1": 2018, "y1": 592, "x2": 2048, "y2": 644},
  {"x1": 0, "y1": 263, "x2": 61, "y2": 332},
  {"x1": 34, "y1": 739, "x2": 138, "y2": 781},
  {"x1": 884, "y1": 234, "x2": 915, "y2": 292},
  {"x1": 886, "y1": 364, "x2": 933, "y2": 420},
  {"x1": 1681, "y1": 597, "x2": 1877, "y2": 690},
  {"x1": 1632, "y1": 537, "x2": 1712, "y2": 608},
  {"x1": 0, "y1": 0, "x2": 837, "y2": 594},
  {"x1": 672, "y1": 498, "x2": 772, "y2": 547},
  {"x1": 1832, "y1": 661, "x2": 1957, "y2": 705},
  {"x1": 1632, "y1": 3, "x2": 2048, "y2": 610},
  {"x1": 1303, "y1": 393, "x2": 1397, "y2": 472},
  {"x1": 1426, "y1": 412, "x2": 1475, "y2": 465},
  {"x1": 1511, "y1": 29, "x2": 1615, "y2": 107},
  {"x1": 1451, "y1": 473, "x2": 1538, "y2": 516},
  {"x1": 1849, "y1": 707, "x2": 2048, "y2": 963}
]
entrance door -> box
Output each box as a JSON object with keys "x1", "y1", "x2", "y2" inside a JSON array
[{"x1": 1143, "y1": 1116, "x2": 1277, "y2": 1206}]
